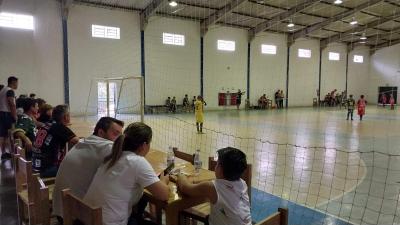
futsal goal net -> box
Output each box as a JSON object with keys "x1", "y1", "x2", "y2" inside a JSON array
[{"x1": 84, "y1": 76, "x2": 144, "y2": 122}]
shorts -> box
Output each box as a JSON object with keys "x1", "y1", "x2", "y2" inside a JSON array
[
  {"x1": 237, "y1": 99, "x2": 241, "y2": 105},
  {"x1": 0, "y1": 111, "x2": 15, "y2": 138},
  {"x1": 195, "y1": 113, "x2": 204, "y2": 123}
]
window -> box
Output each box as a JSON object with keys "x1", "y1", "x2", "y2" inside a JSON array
[
  {"x1": 261, "y1": 44, "x2": 277, "y2": 55},
  {"x1": 0, "y1": 12, "x2": 34, "y2": 30},
  {"x1": 92, "y1": 25, "x2": 120, "y2": 39},
  {"x1": 162, "y1": 32, "x2": 185, "y2": 46},
  {"x1": 298, "y1": 49, "x2": 311, "y2": 58},
  {"x1": 217, "y1": 40, "x2": 235, "y2": 51},
  {"x1": 328, "y1": 52, "x2": 340, "y2": 61},
  {"x1": 353, "y1": 55, "x2": 363, "y2": 63}
]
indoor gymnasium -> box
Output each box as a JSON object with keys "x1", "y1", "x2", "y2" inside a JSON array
[{"x1": 1, "y1": 0, "x2": 400, "y2": 225}]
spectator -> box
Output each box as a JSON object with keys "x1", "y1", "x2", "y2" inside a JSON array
[
  {"x1": 84, "y1": 122, "x2": 169, "y2": 225},
  {"x1": 29, "y1": 93, "x2": 36, "y2": 99},
  {"x1": 183, "y1": 94, "x2": 190, "y2": 112},
  {"x1": 0, "y1": 76, "x2": 18, "y2": 160},
  {"x1": 236, "y1": 89, "x2": 245, "y2": 110},
  {"x1": 13, "y1": 98, "x2": 39, "y2": 159},
  {"x1": 171, "y1": 96, "x2": 177, "y2": 113},
  {"x1": 32, "y1": 105, "x2": 79, "y2": 177},
  {"x1": 165, "y1": 97, "x2": 171, "y2": 112},
  {"x1": 177, "y1": 147, "x2": 251, "y2": 225},
  {"x1": 38, "y1": 104, "x2": 53, "y2": 124},
  {"x1": 52, "y1": 117, "x2": 124, "y2": 221}
]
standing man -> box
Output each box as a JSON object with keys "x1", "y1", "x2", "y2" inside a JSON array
[
  {"x1": 195, "y1": 96, "x2": 206, "y2": 134},
  {"x1": 236, "y1": 89, "x2": 245, "y2": 110},
  {"x1": 346, "y1": 95, "x2": 355, "y2": 121},
  {"x1": 0, "y1": 76, "x2": 18, "y2": 160}
]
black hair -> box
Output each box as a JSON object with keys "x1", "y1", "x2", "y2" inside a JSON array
[
  {"x1": 217, "y1": 147, "x2": 247, "y2": 181},
  {"x1": 36, "y1": 98, "x2": 46, "y2": 108},
  {"x1": 29, "y1": 93, "x2": 36, "y2": 98},
  {"x1": 361, "y1": 95, "x2": 365, "y2": 98},
  {"x1": 93, "y1": 117, "x2": 124, "y2": 136},
  {"x1": 22, "y1": 98, "x2": 37, "y2": 113},
  {"x1": 8, "y1": 76, "x2": 18, "y2": 85},
  {"x1": 104, "y1": 122, "x2": 152, "y2": 170},
  {"x1": 52, "y1": 105, "x2": 69, "y2": 123}
]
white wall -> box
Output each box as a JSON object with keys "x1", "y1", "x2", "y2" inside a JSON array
[
  {"x1": 250, "y1": 32, "x2": 287, "y2": 106},
  {"x1": 368, "y1": 43, "x2": 400, "y2": 104},
  {"x1": 347, "y1": 46, "x2": 370, "y2": 100},
  {"x1": 145, "y1": 16, "x2": 200, "y2": 105},
  {"x1": 204, "y1": 26, "x2": 248, "y2": 109},
  {"x1": 67, "y1": 4, "x2": 141, "y2": 115},
  {"x1": 321, "y1": 43, "x2": 347, "y2": 97},
  {"x1": 288, "y1": 38, "x2": 320, "y2": 106},
  {"x1": 0, "y1": 0, "x2": 63, "y2": 105}
]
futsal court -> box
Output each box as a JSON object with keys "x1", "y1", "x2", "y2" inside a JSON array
[{"x1": 69, "y1": 106, "x2": 400, "y2": 225}]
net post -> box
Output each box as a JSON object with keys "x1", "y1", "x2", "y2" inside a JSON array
[
  {"x1": 84, "y1": 79, "x2": 94, "y2": 121},
  {"x1": 140, "y1": 76, "x2": 144, "y2": 122},
  {"x1": 106, "y1": 79, "x2": 110, "y2": 117},
  {"x1": 116, "y1": 79, "x2": 125, "y2": 118}
]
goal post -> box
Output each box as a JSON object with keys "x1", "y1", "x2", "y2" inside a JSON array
[{"x1": 84, "y1": 76, "x2": 144, "y2": 122}]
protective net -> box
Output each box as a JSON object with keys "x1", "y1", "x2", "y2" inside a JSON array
[{"x1": 68, "y1": 1, "x2": 400, "y2": 225}]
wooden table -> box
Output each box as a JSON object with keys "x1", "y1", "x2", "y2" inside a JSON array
[{"x1": 144, "y1": 149, "x2": 215, "y2": 225}]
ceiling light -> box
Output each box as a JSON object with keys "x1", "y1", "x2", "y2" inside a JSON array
[
  {"x1": 334, "y1": 0, "x2": 343, "y2": 4},
  {"x1": 169, "y1": 0, "x2": 178, "y2": 7},
  {"x1": 360, "y1": 34, "x2": 367, "y2": 40},
  {"x1": 287, "y1": 19, "x2": 294, "y2": 28},
  {"x1": 359, "y1": 41, "x2": 366, "y2": 44},
  {"x1": 350, "y1": 17, "x2": 358, "y2": 25}
]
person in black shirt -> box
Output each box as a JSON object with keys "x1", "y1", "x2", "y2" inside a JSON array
[
  {"x1": 236, "y1": 89, "x2": 245, "y2": 110},
  {"x1": 32, "y1": 105, "x2": 79, "y2": 177}
]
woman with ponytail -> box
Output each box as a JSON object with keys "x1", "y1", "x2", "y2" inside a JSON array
[{"x1": 84, "y1": 122, "x2": 170, "y2": 225}]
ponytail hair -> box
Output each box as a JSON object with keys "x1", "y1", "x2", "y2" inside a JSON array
[{"x1": 104, "y1": 122, "x2": 152, "y2": 170}]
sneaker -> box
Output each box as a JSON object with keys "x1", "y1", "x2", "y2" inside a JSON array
[{"x1": 1, "y1": 152, "x2": 12, "y2": 160}]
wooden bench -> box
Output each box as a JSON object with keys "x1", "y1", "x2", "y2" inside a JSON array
[
  {"x1": 180, "y1": 157, "x2": 252, "y2": 225},
  {"x1": 255, "y1": 208, "x2": 288, "y2": 225},
  {"x1": 62, "y1": 189, "x2": 102, "y2": 225}
]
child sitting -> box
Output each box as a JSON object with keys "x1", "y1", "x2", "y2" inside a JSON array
[{"x1": 177, "y1": 147, "x2": 252, "y2": 225}]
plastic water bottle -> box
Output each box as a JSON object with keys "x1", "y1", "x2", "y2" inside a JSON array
[
  {"x1": 167, "y1": 146, "x2": 175, "y2": 167},
  {"x1": 194, "y1": 149, "x2": 202, "y2": 175}
]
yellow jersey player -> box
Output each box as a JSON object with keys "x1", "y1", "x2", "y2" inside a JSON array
[{"x1": 195, "y1": 95, "x2": 206, "y2": 133}]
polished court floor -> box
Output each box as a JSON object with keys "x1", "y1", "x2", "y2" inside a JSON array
[{"x1": 1, "y1": 106, "x2": 400, "y2": 225}]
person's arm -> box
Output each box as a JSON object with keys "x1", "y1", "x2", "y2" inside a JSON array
[
  {"x1": 177, "y1": 174, "x2": 217, "y2": 204},
  {"x1": 6, "y1": 90, "x2": 17, "y2": 121},
  {"x1": 145, "y1": 172, "x2": 170, "y2": 201}
]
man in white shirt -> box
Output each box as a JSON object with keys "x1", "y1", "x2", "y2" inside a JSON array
[
  {"x1": 52, "y1": 117, "x2": 124, "y2": 220},
  {"x1": 0, "y1": 76, "x2": 18, "y2": 160}
]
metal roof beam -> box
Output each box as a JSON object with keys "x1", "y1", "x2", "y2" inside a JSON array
[
  {"x1": 140, "y1": 0, "x2": 166, "y2": 30},
  {"x1": 320, "y1": 11, "x2": 400, "y2": 48},
  {"x1": 374, "y1": 38, "x2": 400, "y2": 49},
  {"x1": 200, "y1": 0, "x2": 247, "y2": 36},
  {"x1": 249, "y1": 0, "x2": 320, "y2": 40},
  {"x1": 290, "y1": 0, "x2": 383, "y2": 41}
]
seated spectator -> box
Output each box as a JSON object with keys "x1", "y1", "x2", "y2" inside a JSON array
[
  {"x1": 192, "y1": 96, "x2": 196, "y2": 110},
  {"x1": 32, "y1": 105, "x2": 79, "y2": 178},
  {"x1": 259, "y1": 94, "x2": 267, "y2": 109},
  {"x1": 177, "y1": 147, "x2": 251, "y2": 225},
  {"x1": 83, "y1": 122, "x2": 169, "y2": 225},
  {"x1": 13, "y1": 98, "x2": 39, "y2": 159},
  {"x1": 37, "y1": 104, "x2": 53, "y2": 124},
  {"x1": 183, "y1": 94, "x2": 190, "y2": 112},
  {"x1": 29, "y1": 93, "x2": 36, "y2": 99},
  {"x1": 36, "y1": 98, "x2": 46, "y2": 109},
  {"x1": 171, "y1": 96, "x2": 177, "y2": 113},
  {"x1": 52, "y1": 117, "x2": 124, "y2": 221},
  {"x1": 16, "y1": 95, "x2": 27, "y2": 117},
  {"x1": 165, "y1": 97, "x2": 171, "y2": 112}
]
